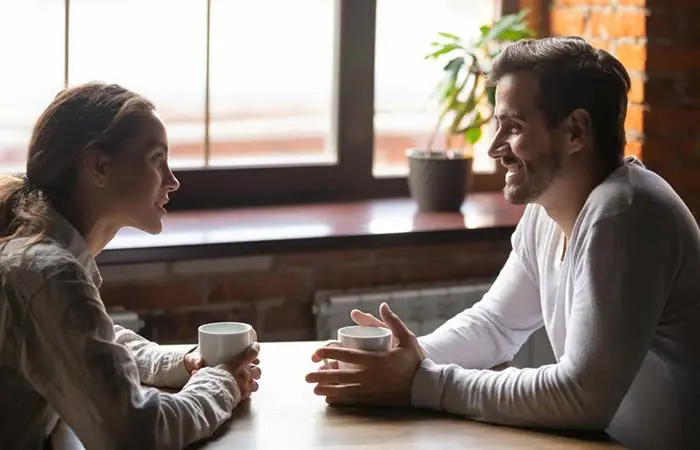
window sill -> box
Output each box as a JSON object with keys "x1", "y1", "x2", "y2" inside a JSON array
[{"x1": 96, "y1": 193, "x2": 524, "y2": 265}]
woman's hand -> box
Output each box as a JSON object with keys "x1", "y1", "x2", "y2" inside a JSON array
[{"x1": 222, "y1": 343, "x2": 262, "y2": 401}]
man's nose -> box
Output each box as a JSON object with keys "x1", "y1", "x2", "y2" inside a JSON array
[{"x1": 487, "y1": 138, "x2": 508, "y2": 160}]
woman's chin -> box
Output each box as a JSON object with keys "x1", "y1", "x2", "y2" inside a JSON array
[{"x1": 133, "y1": 215, "x2": 165, "y2": 235}]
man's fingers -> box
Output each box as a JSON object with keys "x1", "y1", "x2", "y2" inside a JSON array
[
  {"x1": 313, "y1": 347, "x2": 379, "y2": 366},
  {"x1": 311, "y1": 340, "x2": 340, "y2": 363},
  {"x1": 305, "y1": 369, "x2": 364, "y2": 385},
  {"x1": 350, "y1": 309, "x2": 386, "y2": 328},
  {"x1": 378, "y1": 303, "x2": 414, "y2": 346},
  {"x1": 250, "y1": 365, "x2": 262, "y2": 380}
]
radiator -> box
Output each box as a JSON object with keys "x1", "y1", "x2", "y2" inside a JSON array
[
  {"x1": 313, "y1": 279, "x2": 555, "y2": 368},
  {"x1": 313, "y1": 279, "x2": 493, "y2": 340}
]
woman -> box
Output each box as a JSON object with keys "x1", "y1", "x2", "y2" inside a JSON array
[{"x1": 0, "y1": 82, "x2": 261, "y2": 449}]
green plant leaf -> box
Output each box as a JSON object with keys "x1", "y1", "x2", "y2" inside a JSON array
[
  {"x1": 465, "y1": 126, "x2": 483, "y2": 145},
  {"x1": 437, "y1": 31, "x2": 460, "y2": 41},
  {"x1": 443, "y1": 56, "x2": 465, "y2": 77},
  {"x1": 425, "y1": 43, "x2": 460, "y2": 60}
]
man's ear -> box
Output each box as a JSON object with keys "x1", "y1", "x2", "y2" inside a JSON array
[
  {"x1": 566, "y1": 108, "x2": 592, "y2": 155},
  {"x1": 82, "y1": 148, "x2": 112, "y2": 188}
]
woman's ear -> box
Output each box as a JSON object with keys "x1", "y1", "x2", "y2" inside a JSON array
[{"x1": 82, "y1": 148, "x2": 112, "y2": 188}]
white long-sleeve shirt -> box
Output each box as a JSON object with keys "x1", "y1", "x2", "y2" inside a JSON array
[
  {"x1": 0, "y1": 211, "x2": 240, "y2": 450},
  {"x1": 413, "y1": 156, "x2": 700, "y2": 450}
]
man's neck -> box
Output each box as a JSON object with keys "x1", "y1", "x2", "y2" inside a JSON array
[{"x1": 539, "y1": 159, "x2": 619, "y2": 238}]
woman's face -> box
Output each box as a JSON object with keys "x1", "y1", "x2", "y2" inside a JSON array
[{"x1": 99, "y1": 109, "x2": 180, "y2": 234}]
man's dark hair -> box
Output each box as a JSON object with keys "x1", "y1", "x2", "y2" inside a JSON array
[{"x1": 488, "y1": 36, "x2": 631, "y2": 168}]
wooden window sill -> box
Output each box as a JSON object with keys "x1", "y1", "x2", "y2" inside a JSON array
[{"x1": 96, "y1": 193, "x2": 524, "y2": 265}]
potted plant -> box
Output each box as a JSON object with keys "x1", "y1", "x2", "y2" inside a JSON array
[{"x1": 407, "y1": 10, "x2": 536, "y2": 212}]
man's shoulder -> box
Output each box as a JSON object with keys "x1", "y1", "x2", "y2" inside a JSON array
[{"x1": 584, "y1": 162, "x2": 691, "y2": 228}]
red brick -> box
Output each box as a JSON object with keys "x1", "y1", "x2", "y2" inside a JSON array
[
  {"x1": 616, "y1": 43, "x2": 647, "y2": 72},
  {"x1": 685, "y1": 76, "x2": 700, "y2": 101},
  {"x1": 625, "y1": 139, "x2": 643, "y2": 159},
  {"x1": 629, "y1": 76, "x2": 645, "y2": 103},
  {"x1": 312, "y1": 263, "x2": 403, "y2": 290},
  {"x1": 100, "y1": 280, "x2": 207, "y2": 311},
  {"x1": 274, "y1": 249, "x2": 371, "y2": 268},
  {"x1": 146, "y1": 305, "x2": 258, "y2": 343},
  {"x1": 624, "y1": 103, "x2": 646, "y2": 135},
  {"x1": 644, "y1": 107, "x2": 700, "y2": 134},
  {"x1": 645, "y1": 77, "x2": 678, "y2": 104},
  {"x1": 551, "y1": 0, "x2": 610, "y2": 5},
  {"x1": 643, "y1": 136, "x2": 700, "y2": 167},
  {"x1": 401, "y1": 257, "x2": 504, "y2": 284},
  {"x1": 374, "y1": 241, "x2": 508, "y2": 261},
  {"x1": 550, "y1": 7, "x2": 587, "y2": 36},
  {"x1": 260, "y1": 301, "x2": 315, "y2": 337},
  {"x1": 647, "y1": 45, "x2": 700, "y2": 72},
  {"x1": 210, "y1": 270, "x2": 310, "y2": 303},
  {"x1": 646, "y1": 0, "x2": 700, "y2": 6},
  {"x1": 653, "y1": 166, "x2": 700, "y2": 193},
  {"x1": 588, "y1": 10, "x2": 647, "y2": 39},
  {"x1": 646, "y1": 9, "x2": 679, "y2": 38}
]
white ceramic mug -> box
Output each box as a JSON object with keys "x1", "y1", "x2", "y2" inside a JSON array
[
  {"x1": 198, "y1": 322, "x2": 256, "y2": 366},
  {"x1": 332, "y1": 325, "x2": 393, "y2": 369}
]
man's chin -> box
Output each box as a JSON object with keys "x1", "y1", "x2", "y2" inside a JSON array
[{"x1": 503, "y1": 184, "x2": 531, "y2": 205}]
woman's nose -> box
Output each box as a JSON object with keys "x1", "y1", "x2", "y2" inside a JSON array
[{"x1": 164, "y1": 168, "x2": 180, "y2": 193}]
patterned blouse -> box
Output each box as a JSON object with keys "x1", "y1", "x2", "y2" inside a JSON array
[{"x1": 0, "y1": 211, "x2": 239, "y2": 450}]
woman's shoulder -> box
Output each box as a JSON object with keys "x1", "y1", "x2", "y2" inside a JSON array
[{"x1": 0, "y1": 237, "x2": 87, "y2": 285}]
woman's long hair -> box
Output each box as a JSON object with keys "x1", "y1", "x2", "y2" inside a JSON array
[{"x1": 0, "y1": 82, "x2": 154, "y2": 244}]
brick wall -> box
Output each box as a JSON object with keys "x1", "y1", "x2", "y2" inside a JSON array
[
  {"x1": 100, "y1": 241, "x2": 511, "y2": 343},
  {"x1": 549, "y1": 0, "x2": 700, "y2": 217}
]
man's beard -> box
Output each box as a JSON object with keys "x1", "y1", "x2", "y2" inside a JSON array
[{"x1": 503, "y1": 147, "x2": 562, "y2": 205}]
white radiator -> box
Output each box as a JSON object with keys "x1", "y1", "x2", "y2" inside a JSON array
[{"x1": 313, "y1": 279, "x2": 555, "y2": 368}]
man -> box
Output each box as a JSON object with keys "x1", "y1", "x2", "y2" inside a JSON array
[{"x1": 305, "y1": 36, "x2": 700, "y2": 450}]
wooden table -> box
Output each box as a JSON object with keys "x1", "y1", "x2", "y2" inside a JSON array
[
  {"x1": 58, "y1": 341, "x2": 623, "y2": 449},
  {"x1": 185, "y1": 341, "x2": 623, "y2": 449}
]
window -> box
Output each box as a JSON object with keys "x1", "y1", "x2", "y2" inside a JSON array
[
  {"x1": 69, "y1": 0, "x2": 208, "y2": 168},
  {"x1": 0, "y1": 0, "x2": 64, "y2": 174},
  {"x1": 374, "y1": 0, "x2": 497, "y2": 176},
  {"x1": 1, "y1": 0, "x2": 508, "y2": 209},
  {"x1": 209, "y1": 0, "x2": 335, "y2": 168}
]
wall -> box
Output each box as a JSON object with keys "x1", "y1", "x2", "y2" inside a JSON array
[
  {"x1": 100, "y1": 241, "x2": 511, "y2": 343},
  {"x1": 549, "y1": 0, "x2": 700, "y2": 217}
]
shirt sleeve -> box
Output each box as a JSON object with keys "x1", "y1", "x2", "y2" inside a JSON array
[
  {"x1": 418, "y1": 205, "x2": 543, "y2": 369},
  {"x1": 10, "y1": 251, "x2": 241, "y2": 450},
  {"x1": 411, "y1": 209, "x2": 676, "y2": 430},
  {"x1": 114, "y1": 325, "x2": 196, "y2": 389},
  {"x1": 418, "y1": 250, "x2": 543, "y2": 369}
]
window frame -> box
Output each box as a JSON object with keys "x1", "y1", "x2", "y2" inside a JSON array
[{"x1": 62, "y1": 0, "x2": 521, "y2": 210}]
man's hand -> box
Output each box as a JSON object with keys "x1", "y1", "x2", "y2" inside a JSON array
[{"x1": 306, "y1": 303, "x2": 425, "y2": 406}]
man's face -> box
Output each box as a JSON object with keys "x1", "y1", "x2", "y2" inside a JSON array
[{"x1": 487, "y1": 72, "x2": 565, "y2": 205}]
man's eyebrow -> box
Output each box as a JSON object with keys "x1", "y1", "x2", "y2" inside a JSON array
[{"x1": 495, "y1": 111, "x2": 528, "y2": 122}]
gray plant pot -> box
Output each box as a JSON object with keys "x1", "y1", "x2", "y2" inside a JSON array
[{"x1": 406, "y1": 149, "x2": 472, "y2": 212}]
